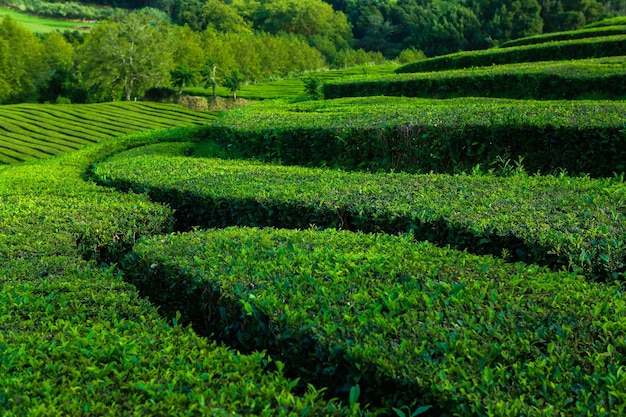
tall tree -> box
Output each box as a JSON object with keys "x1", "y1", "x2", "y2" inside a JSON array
[
  {"x1": 0, "y1": 16, "x2": 43, "y2": 103},
  {"x1": 78, "y1": 11, "x2": 173, "y2": 101},
  {"x1": 0, "y1": 38, "x2": 9, "y2": 102},
  {"x1": 473, "y1": 0, "x2": 543, "y2": 43}
]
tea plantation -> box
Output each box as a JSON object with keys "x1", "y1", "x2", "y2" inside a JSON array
[{"x1": 1, "y1": 23, "x2": 626, "y2": 416}]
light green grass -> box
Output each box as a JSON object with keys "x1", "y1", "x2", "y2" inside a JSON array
[
  {"x1": 0, "y1": 101, "x2": 219, "y2": 163},
  {"x1": 0, "y1": 6, "x2": 93, "y2": 33}
]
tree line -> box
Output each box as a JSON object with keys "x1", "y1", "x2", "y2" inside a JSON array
[
  {"x1": 0, "y1": 11, "x2": 340, "y2": 103},
  {"x1": 1, "y1": 0, "x2": 625, "y2": 103},
  {"x1": 12, "y1": 0, "x2": 625, "y2": 58}
]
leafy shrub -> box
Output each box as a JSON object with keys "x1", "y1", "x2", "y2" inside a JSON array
[
  {"x1": 91, "y1": 144, "x2": 626, "y2": 280},
  {"x1": 395, "y1": 48, "x2": 426, "y2": 64},
  {"x1": 323, "y1": 57, "x2": 626, "y2": 100},
  {"x1": 498, "y1": 25, "x2": 626, "y2": 48},
  {"x1": 198, "y1": 96, "x2": 626, "y2": 178},
  {"x1": 125, "y1": 226, "x2": 626, "y2": 415},
  {"x1": 395, "y1": 35, "x2": 626, "y2": 73}
]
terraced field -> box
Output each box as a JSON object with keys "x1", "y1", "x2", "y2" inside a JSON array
[
  {"x1": 0, "y1": 101, "x2": 218, "y2": 163},
  {"x1": 2, "y1": 18, "x2": 626, "y2": 416}
]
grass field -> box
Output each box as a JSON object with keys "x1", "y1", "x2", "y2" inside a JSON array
[
  {"x1": 0, "y1": 101, "x2": 218, "y2": 163},
  {"x1": 0, "y1": 6, "x2": 93, "y2": 32}
]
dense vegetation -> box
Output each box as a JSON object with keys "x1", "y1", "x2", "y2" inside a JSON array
[
  {"x1": 1, "y1": 3, "x2": 626, "y2": 415},
  {"x1": 4, "y1": 0, "x2": 625, "y2": 56},
  {"x1": 0, "y1": 102, "x2": 217, "y2": 163},
  {"x1": 2, "y1": 1, "x2": 626, "y2": 105},
  {"x1": 323, "y1": 56, "x2": 626, "y2": 100}
]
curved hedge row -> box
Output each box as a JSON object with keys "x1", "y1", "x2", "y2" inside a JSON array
[
  {"x1": 395, "y1": 35, "x2": 626, "y2": 73},
  {"x1": 498, "y1": 25, "x2": 626, "y2": 48},
  {"x1": 200, "y1": 97, "x2": 626, "y2": 177},
  {"x1": 323, "y1": 57, "x2": 626, "y2": 100},
  {"x1": 0, "y1": 127, "x2": 344, "y2": 415},
  {"x1": 91, "y1": 143, "x2": 626, "y2": 280},
  {"x1": 125, "y1": 226, "x2": 626, "y2": 416}
]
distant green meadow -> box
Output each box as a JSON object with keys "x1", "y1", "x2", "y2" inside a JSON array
[{"x1": 0, "y1": 7, "x2": 93, "y2": 32}]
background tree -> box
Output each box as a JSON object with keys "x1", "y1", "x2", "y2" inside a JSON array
[
  {"x1": 223, "y1": 69, "x2": 243, "y2": 100},
  {"x1": 78, "y1": 11, "x2": 173, "y2": 101},
  {"x1": 235, "y1": 0, "x2": 353, "y2": 63},
  {"x1": 37, "y1": 31, "x2": 81, "y2": 103},
  {"x1": 0, "y1": 15, "x2": 43, "y2": 103},
  {"x1": 473, "y1": 0, "x2": 544, "y2": 43},
  {"x1": 0, "y1": 38, "x2": 9, "y2": 102},
  {"x1": 170, "y1": 25, "x2": 206, "y2": 83},
  {"x1": 200, "y1": 59, "x2": 218, "y2": 100},
  {"x1": 170, "y1": 64, "x2": 195, "y2": 96}
]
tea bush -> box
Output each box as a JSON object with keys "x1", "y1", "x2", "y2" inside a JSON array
[
  {"x1": 498, "y1": 25, "x2": 626, "y2": 48},
  {"x1": 125, "y1": 226, "x2": 626, "y2": 416},
  {"x1": 91, "y1": 143, "x2": 626, "y2": 280},
  {"x1": 0, "y1": 127, "x2": 343, "y2": 415},
  {"x1": 395, "y1": 35, "x2": 626, "y2": 73},
  {"x1": 200, "y1": 97, "x2": 626, "y2": 177},
  {"x1": 322, "y1": 57, "x2": 626, "y2": 100}
]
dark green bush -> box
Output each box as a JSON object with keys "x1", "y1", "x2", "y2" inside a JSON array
[
  {"x1": 0, "y1": 127, "x2": 342, "y2": 415},
  {"x1": 198, "y1": 97, "x2": 626, "y2": 178},
  {"x1": 324, "y1": 57, "x2": 626, "y2": 100},
  {"x1": 395, "y1": 35, "x2": 626, "y2": 73},
  {"x1": 125, "y1": 226, "x2": 626, "y2": 415},
  {"x1": 91, "y1": 144, "x2": 626, "y2": 280}
]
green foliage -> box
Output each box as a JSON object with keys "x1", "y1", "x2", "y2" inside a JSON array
[
  {"x1": 1, "y1": 0, "x2": 125, "y2": 20},
  {"x1": 222, "y1": 69, "x2": 243, "y2": 100},
  {"x1": 585, "y1": 16, "x2": 626, "y2": 28},
  {"x1": 331, "y1": 48, "x2": 387, "y2": 69},
  {"x1": 324, "y1": 56, "x2": 626, "y2": 100},
  {"x1": 78, "y1": 12, "x2": 172, "y2": 101},
  {"x1": 499, "y1": 24, "x2": 626, "y2": 48},
  {"x1": 170, "y1": 64, "x2": 195, "y2": 96},
  {"x1": 395, "y1": 48, "x2": 426, "y2": 65},
  {"x1": 197, "y1": 96, "x2": 626, "y2": 178},
  {"x1": 0, "y1": 15, "x2": 43, "y2": 102},
  {"x1": 302, "y1": 75, "x2": 323, "y2": 100},
  {"x1": 125, "y1": 226, "x2": 626, "y2": 415},
  {"x1": 0, "y1": 127, "x2": 342, "y2": 415},
  {"x1": 0, "y1": 102, "x2": 217, "y2": 163},
  {"x1": 91, "y1": 142, "x2": 626, "y2": 280},
  {"x1": 396, "y1": 35, "x2": 626, "y2": 73}
]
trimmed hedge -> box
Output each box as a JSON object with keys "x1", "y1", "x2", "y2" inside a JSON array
[
  {"x1": 323, "y1": 57, "x2": 626, "y2": 100},
  {"x1": 91, "y1": 143, "x2": 626, "y2": 280},
  {"x1": 125, "y1": 226, "x2": 626, "y2": 416},
  {"x1": 0, "y1": 126, "x2": 344, "y2": 415},
  {"x1": 498, "y1": 25, "x2": 626, "y2": 48},
  {"x1": 199, "y1": 97, "x2": 626, "y2": 177},
  {"x1": 585, "y1": 17, "x2": 626, "y2": 28},
  {"x1": 395, "y1": 35, "x2": 626, "y2": 73}
]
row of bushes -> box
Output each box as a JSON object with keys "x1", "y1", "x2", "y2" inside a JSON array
[
  {"x1": 125, "y1": 226, "x2": 626, "y2": 415},
  {"x1": 91, "y1": 142, "x2": 626, "y2": 280},
  {"x1": 498, "y1": 25, "x2": 626, "y2": 48},
  {"x1": 0, "y1": 102, "x2": 217, "y2": 163},
  {"x1": 396, "y1": 35, "x2": 626, "y2": 73},
  {"x1": 322, "y1": 57, "x2": 626, "y2": 100},
  {"x1": 0, "y1": 127, "x2": 348, "y2": 415},
  {"x1": 199, "y1": 97, "x2": 626, "y2": 178}
]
